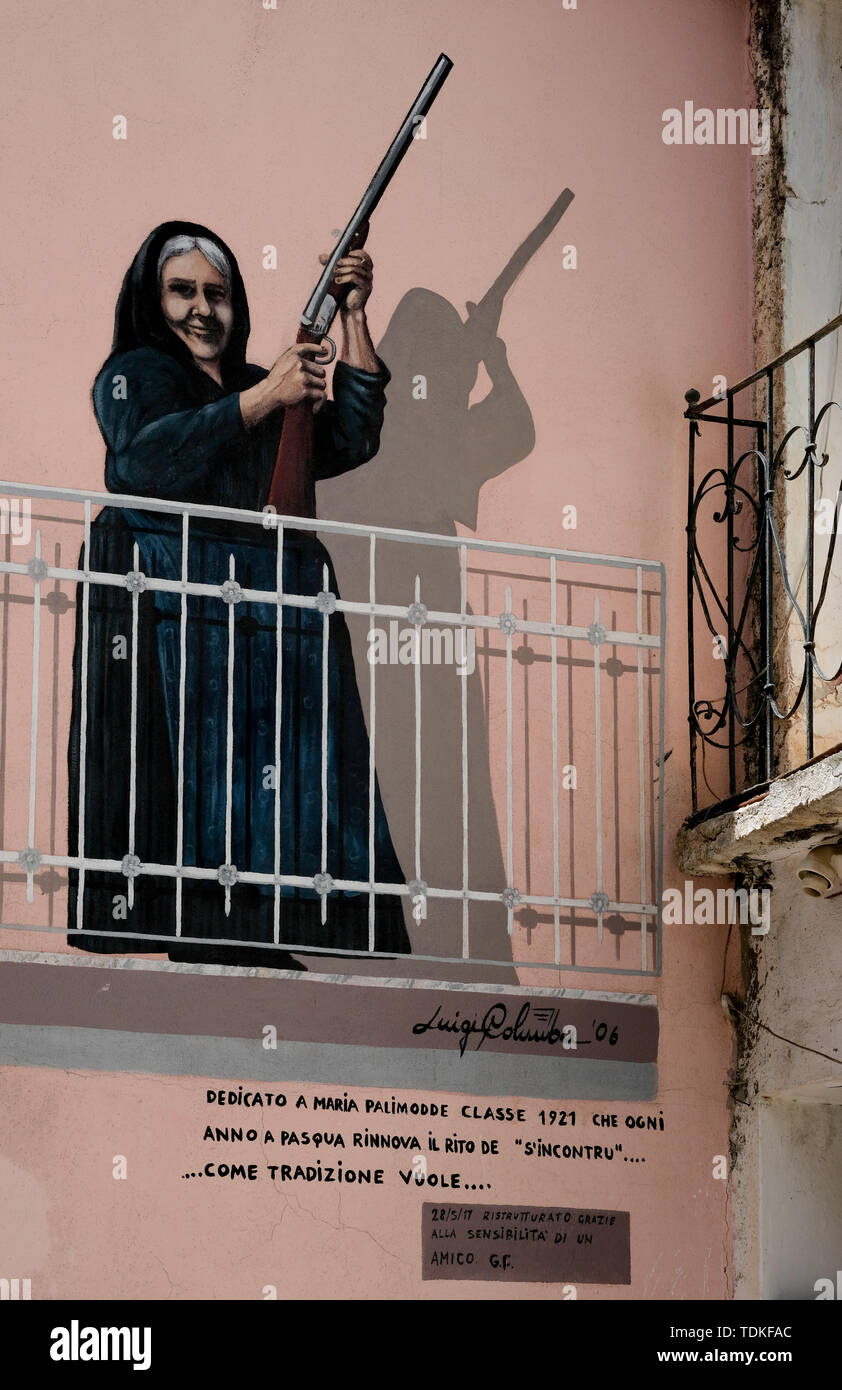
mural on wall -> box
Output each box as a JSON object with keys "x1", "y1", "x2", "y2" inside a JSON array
[
  {"x1": 61, "y1": 55, "x2": 660, "y2": 992},
  {"x1": 0, "y1": 0, "x2": 762, "y2": 1308}
]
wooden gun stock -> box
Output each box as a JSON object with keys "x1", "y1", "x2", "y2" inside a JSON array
[{"x1": 267, "y1": 224, "x2": 369, "y2": 520}]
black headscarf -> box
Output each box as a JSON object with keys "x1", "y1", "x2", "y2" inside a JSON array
[{"x1": 111, "y1": 220, "x2": 252, "y2": 389}]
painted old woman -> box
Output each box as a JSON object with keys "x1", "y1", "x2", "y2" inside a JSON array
[{"x1": 67, "y1": 219, "x2": 409, "y2": 967}]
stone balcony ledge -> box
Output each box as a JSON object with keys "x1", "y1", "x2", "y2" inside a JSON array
[{"x1": 676, "y1": 745, "x2": 842, "y2": 877}]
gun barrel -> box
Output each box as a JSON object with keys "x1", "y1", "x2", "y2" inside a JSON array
[
  {"x1": 301, "y1": 53, "x2": 453, "y2": 328},
  {"x1": 475, "y1": 189, "x2": 575, "y2": 322}
]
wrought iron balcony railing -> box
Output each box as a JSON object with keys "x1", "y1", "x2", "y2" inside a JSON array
[{"x1": 686, "y1": 313, "x2": 842, "y2": 818}]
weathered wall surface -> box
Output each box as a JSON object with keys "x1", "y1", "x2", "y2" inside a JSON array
[
  {"x1": 718, "y1": 2, "x2": 842, "y2": 1298},
  {"x1": 729, "y1": 844, "x2": 842, "y2": 1298},
  {"x1": 759, "y1": 0, "x2": 842, "y2": 762}
]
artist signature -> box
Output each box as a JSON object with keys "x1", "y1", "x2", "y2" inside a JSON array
[{"x1": 412, "y1": 1001, "x2": 578, "y2": 1057}]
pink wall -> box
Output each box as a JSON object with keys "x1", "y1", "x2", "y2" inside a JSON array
[{"x1": 0, "y1": 0, "x2": 753, "y2": 1298}]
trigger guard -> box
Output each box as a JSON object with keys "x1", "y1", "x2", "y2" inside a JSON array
[{"x1": 316, "y1": 336, "x2": 337, "y2": 365}]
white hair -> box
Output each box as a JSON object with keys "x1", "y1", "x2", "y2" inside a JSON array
[{"x1": 157, "y1": 234, "x2": 232, "y2": 288}]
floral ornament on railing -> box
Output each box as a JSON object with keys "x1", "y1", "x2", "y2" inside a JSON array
[
  {"x1": 26, "y1": 556, "x2": 49, "y2": 582},
  {"x1": 315, "y1": 590, "x2": 337, "y2": 615},
  {"x1": 220, "y1": 579, "x2": 244, "y2": 606}
]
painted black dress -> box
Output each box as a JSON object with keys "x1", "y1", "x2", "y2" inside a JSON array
[{"x1": 67, "y1": 221, "x2": 409, "y2": 967}]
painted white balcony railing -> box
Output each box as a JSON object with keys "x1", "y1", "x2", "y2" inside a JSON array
[{"x1": 0, "y1": 481, "x2": 665, "y2": 978}]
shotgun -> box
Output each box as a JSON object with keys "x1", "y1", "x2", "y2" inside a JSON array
[{"x1": 266, "y1": 52, "x2": 453, "y2": 518}]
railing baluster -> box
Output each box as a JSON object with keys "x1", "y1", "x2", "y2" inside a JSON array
[
  {"x1": 637, "y1": 566, "x2": 648, "y2": 972},
  {"x1": 127, "y1": 542, "x2": 140, "y2": 910},
  {"x1": 656, "y1": 570, "x2": 667, "y2": 975},
  {"x1": 48, "y1": 542, "x2": 62, "y2": 927},
  {"x1": 175, "y1": 514, "x2": 189, "y2": 937},
  {"x1": 460, "y1": 544, "x2": 470, "y2": 960},
  {"x1": 504, "y1": 583, "x2": 515, "y2": 935},
  {"x1": 273, "y1": 520, "x2": 284, "y2": 946},
  {"x1": 224, "y1": 553, "x2": 236, "y2": 917},
  {"x1": 368, "y1": 533, "x2": 376, "y2": 952},
  {"x1": 592, "y1": 594, "x2": 604, "y2": 945},
  {"x1": 320, "y1": 562, "x2": 330, "y2": 925},
  {"x1": 806, "y1": 340, "x2": 816, "y2": 761},
  {"x1": 75, "y1": 501, "x2": 92, "y2": 931},
  {"x1": 550, "y1": 556, "x2": 560, "y2": 967},
  {"x1": 726, "y1": 388, "x2": 736, "y2": 795},
  {"x1": 763, "y1": 368, "x2": 774, "y2": 782},
  {"x1": 413, "y1": 574, "x2": 423, "y2": 887},
  {"x1": 25, "y1": 531, "x2": 42, "y2": 903},
  {"x1": 686, "y1": 414, "x2": 698, "y2": 812}
]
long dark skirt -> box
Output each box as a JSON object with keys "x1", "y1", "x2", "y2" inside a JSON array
[{"x1": 67, "y1": 507, "x2": 410, "y2": 966}]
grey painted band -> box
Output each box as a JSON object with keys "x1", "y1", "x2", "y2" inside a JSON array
[{"x1": 0, "y1": 1023, "x2": 657, "y2": 1100}]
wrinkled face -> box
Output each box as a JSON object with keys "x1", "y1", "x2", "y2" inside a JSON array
[{"x1": 160, "y1": 249, "x2": 233, "y2": 368}]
